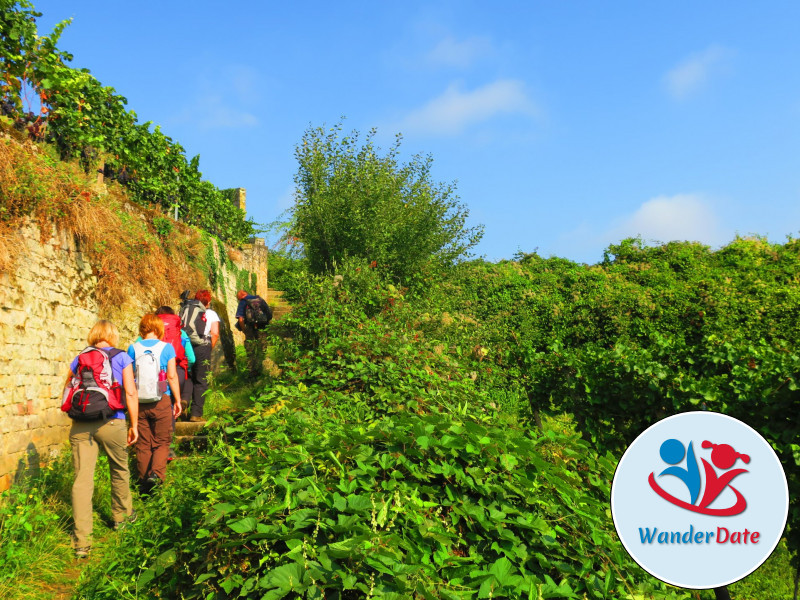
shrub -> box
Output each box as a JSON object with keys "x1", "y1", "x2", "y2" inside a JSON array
[{"x1": 290, "y1": 124, "x2": 483, "y2": 283}]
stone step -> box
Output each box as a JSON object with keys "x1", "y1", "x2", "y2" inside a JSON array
[
  {"x1": 174, "y1": 421, "x2": 206, "y2": 436},
  {"x1": 267, "y1": 288, "x2": 292, "y2": 321},
  {"x1": 267, "y1": 290, "x2": 288, "y2": 303}
]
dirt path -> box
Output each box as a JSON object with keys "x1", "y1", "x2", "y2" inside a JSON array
[
  {"x1": 40, "y1": 562, "x2": 85, "y2": 600},
  {"x1": 6, "y1": 528, "x2": 111, "y2": 600}
]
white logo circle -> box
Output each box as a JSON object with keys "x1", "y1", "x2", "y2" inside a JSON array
[{"x1": 611, "y1": 411, "x2": 788, "y2": 589}]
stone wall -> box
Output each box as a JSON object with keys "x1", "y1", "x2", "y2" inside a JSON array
[
  {"x1": 0, "y1": 221, "x2": 267, "y2": 491},
  {"x1": 242, "y1": 237, "x2": 269, "y2": 298}
]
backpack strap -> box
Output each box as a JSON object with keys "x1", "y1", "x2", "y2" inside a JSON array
[{"x1": 106, "y1": 348, "x2": 123, "y2": 382}]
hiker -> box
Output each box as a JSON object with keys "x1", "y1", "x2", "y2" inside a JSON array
[
  {"x1": 154, "y1": 306, "x2": 194, "y2": 460},
  {"x1": 235, "y1": 289, "x2": 272, "y2": 377},
  {"x1": 128, "y1": 314, "x2": 182, "y2": 495},
  {"x1": 155, "y1": 306, "x2": 195, "y2": 393},
  {"x1": 181, "y1": 289, "x2": 219, "y2": 422},
  {"x1": 61, "y1": 320, "x2": 138, "y2": 558}
]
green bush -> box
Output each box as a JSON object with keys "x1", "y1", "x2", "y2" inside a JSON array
[
  {"x1": 290, "y1": 124, "x2": 483, "y2": 283},
  {"x1": 80, "y1": 408, "x2": 691, "y2": 599}
]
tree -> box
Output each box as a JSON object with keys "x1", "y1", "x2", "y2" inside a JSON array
[{"x1": 290, "y1": 123, "x2": 483, "y2": 282}]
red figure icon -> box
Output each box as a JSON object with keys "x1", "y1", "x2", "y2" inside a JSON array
[{"x1": 697, "y1": 441, "x2": 749, "y2": 512}]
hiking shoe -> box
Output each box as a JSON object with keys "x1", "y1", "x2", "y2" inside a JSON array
[
  {"x1": 75, "y1": 547, "x2": 90, "y2": 559},
  {"x1": 113, "y1": 510, "x2": 138, "y2": 531},
  {"x1": 167, "y1": 448, "x2": 177, "y2": 462},
  {"x1": 139, "y1": 474, "x2": 161, "y2": 497},
  {"x1": 189, "y1": 416, "x2": 206, "y2": 423}
]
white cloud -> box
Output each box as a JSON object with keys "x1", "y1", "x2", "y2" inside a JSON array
[
  {"x1": 396, "y1": 79, "x2": 538, "y2": 136},
  {"x1": 608, "y1": 194, "x2": 724, "y2": 244},
  {"x1": 664, "y1": 45, "x2": 733, "y2": 100},
  {"x1": 190, "y1": 95, "x2": 258, "y2": 130},
  {"x1": 171, "y1": 66, "x2": 260, "y2": 130},
  {"x1": 556, "y1": 194, "x2": 728, "y2": 262},
  {"x1": 427, "y1": 35, "x2": 493, "y2": 68}
]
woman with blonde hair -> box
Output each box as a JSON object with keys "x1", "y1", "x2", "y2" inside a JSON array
[
  {"x1": 62, "y1": 319, "x2": 138, "y2": 558},
  {"x1": 128, "y1": 314, "x2": 182, "y2": 495}
]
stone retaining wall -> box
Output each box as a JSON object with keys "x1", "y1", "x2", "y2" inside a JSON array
[{"x1": 0, "y1": 221, "x2": 266, "y2": 491}]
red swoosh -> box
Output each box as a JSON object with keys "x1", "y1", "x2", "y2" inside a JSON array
[{"x1": 648, "y1": 472, "x2": 747, "y2": 516}]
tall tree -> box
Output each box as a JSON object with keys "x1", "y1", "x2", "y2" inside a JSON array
[{"x1": 291, "y1": 123, "x2": 483, "y2": 282}]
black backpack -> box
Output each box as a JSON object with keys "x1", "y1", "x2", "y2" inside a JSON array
[{"x1": 244, "y1": 296, "x2": 272, "y2": 329}]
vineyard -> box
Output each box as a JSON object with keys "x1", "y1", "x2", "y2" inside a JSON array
[{"x1": 0, "y1": 0, "x2": 255, "y2": 244}]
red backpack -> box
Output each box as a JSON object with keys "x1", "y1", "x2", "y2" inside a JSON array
[
  {"x1": 159, "y1": 313, "x2": 188, "y2": 377},
  {"x1": 61, "y1": 347, "x2": 124, "y2": 420}
]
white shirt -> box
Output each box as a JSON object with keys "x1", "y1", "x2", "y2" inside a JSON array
[{"x1": 203, "y1": 308, "x2": 220, "y2": 337}]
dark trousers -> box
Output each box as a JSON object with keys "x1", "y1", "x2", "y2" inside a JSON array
[
  {"x1": 244, "y1": 323, "x2": 266, "y2": 377},
  {"x1": 171, "y1": 368, "x2": 186, "y2": 433},
  {"x1": 136, "y1": 395, "x2": 173, "y2": 482},
  {"x1": 185, "y1": 343, "x2": 211, "y2": 418}
]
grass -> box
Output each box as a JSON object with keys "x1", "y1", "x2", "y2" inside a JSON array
[
  {"x1": 1, "y1": 449, "x2": 176, "y2": 600},
  {"x1": 727, "y1": 538, "x2": 797, "y2": 599},
  {"x1": 0, "y1": 451, "x2": 83, "y2": 600},
  {"x1": 203, "y1": 344, "x2": 283, "y2": 417}
]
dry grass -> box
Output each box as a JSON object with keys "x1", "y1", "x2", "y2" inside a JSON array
[
  {"x1": 0, "y1": 129, "x2": 208, "y2": 313},
  {"x1": 227, "y1": 247, "x2": 243, "y2": 263}
]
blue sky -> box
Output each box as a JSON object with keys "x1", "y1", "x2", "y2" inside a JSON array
[{"x1": 32, "y1": 1, "x2": 800, "y2": 264}]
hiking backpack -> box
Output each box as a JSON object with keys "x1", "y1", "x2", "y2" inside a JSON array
[
  {"x1": 159, "y1": 313, "x2": 188, "y2": 376},
  {"x1": 61, "y1": 347, "x2": 124, "y2": 420},
  {"x1": 132, "y1": 341, "x2": 168, "y2": 402},
  {"x1": 244, "y1": 296, "x2": 272, "y2": 329},
  {"x1": 179, "y1": 298, "x2": 207, "y2": 345}
]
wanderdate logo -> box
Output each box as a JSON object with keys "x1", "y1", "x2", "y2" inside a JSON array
[
  {"x1": 649, "y1": 438, "x2": 750, "y2": 516},
  {"x1": 611, "y1": 412, "x2": 788, "y2": 589}
]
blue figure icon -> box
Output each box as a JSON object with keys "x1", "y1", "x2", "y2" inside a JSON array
[{"x1": 658, "y1": 439, "x2": 701, "y2": 505}]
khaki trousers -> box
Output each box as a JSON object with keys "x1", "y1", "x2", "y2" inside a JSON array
[{"x1": 70, "y1": 417, "x2": 133, "y2": 548}]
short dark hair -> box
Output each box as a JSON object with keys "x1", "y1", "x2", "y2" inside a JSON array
[{"x1": 155, "y1": 306, "x2": 175, "y2": 315}]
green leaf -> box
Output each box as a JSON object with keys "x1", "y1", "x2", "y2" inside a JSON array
[
  {"x1": 489, "y1": 557, "x2": 513, "y2": 585},
  {"x1": 228, "y1": 516, "x2": 257, "y2": 534}
]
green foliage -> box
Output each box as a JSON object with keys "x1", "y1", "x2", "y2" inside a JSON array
[
  {"x1": 291, "y1": 123, "x2": 483, "y2": 282},
  {"x1": 0, "y1": 482, "x2": 65, "y2": 581},
  {"x1": 267, "y1": 249, "x2": 307, "y2": 290},
  {"x1": 152, "y1": 215, "x2": 174, "y2": 237},
  {"x1": 0, "y1": 451, "x2": 80, "y2": 599},
  {"x1": 0, "y1": 0, "x2": 255, "y2": 244},
  {"x1": 79, "y1": 408, "x2": 691, "y2": 599},
  {"x1": 70, "y1": 237, "x2": 800, "y2": 597},
  {"x1": 448, "y1": 238, "x2": 800, "y2": 564}
]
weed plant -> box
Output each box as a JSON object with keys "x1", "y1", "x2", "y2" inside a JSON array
[
  {"x1": 0, "y1": 131, "x2": 208, "y2": 312},
  {"x1": 41, "y1": 244, "x2": 800, "y2": 597},
  {"x1": 0, "y1": 451, "x2": 73, "y2": 599}
]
